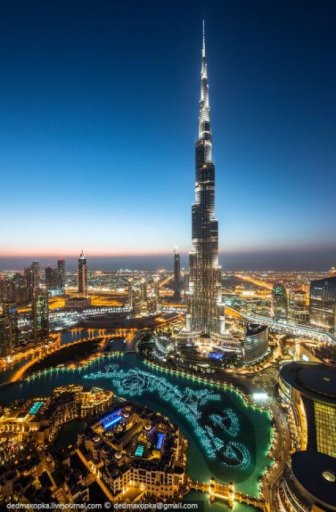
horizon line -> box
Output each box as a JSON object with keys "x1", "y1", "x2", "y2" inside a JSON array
[{"x1": 0, "y1": 243, "x2": 335, "y2": 259}]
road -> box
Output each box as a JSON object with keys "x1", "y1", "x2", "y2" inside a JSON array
[
  {"x1": 236, "y1": 273, "x2": 273, "y2": 291},
  {"x1": 225, "y1": 306, "x2": 335, "y2": 343},
  {"x1": 261, "y1": 397, "x2": 291, "y2": 511}
]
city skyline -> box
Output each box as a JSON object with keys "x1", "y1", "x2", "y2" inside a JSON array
[
  {"x1": 0, "y1": 0, "x2": 335, "y2": 268},
  {"x1": 1, "y1": 5, "x2": 336, "y2": 509},
  {"x1": 0, "y1": 246, "x2": 336, "y2": 272}
]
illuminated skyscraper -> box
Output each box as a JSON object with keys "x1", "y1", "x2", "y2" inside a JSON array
[
  {"x1": 154, "y1": 277, "x2": 160, "y2": 310},
  {"x1": 32, "y1": 289, "x2": 49, "y2": 343},
  {"x1": 78, "y1": 250, "x2": 88, "y2": 296},
  {"x1": 1, "y1": 301, "x2": 18, "y2": 356},
  {"x1": 45, "y1": 266, "x2": 59, "y2": 293},
  {"x1": 272, "y1": 284, "x2": 288, "y2": 321},
  {"x1": 24, "y1": 260, "x2": 40, "y2": 300},
  {"x1": 140, "y1": 278, "x2": 147, "y2": 301},
  {"x1": 186, "y1": 22, "x2": 224, "y2": 337},
  {"x1": 12, "y1": 273, "x2": 28, "y2": 305},
  {"x1": 310, "y1": 276, "x2": 336, "y2": 333},
  {"x1": 243, "y1": 324, "x2": 269, "y2": 364},
  {"x1": 31, "y1": 261, "x2": 40, "y2": 288},
  {"x1": 57, "y1": 258, "x2": 66, "y2": 293},
  {"x1": 173, "y1": 250, "x2": 181, "y2": 301}
]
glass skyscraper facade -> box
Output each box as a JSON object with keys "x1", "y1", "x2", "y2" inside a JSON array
[
  {"x1": 78, "y1": 251, "x2": 88, "y2": 296},
  {"x1": 57, "y1": 259, "x2": 66, "y2": 294},
  {"x1": 0, "y1": 301, "x2": 18, "y2": 356},
  {"x1": 310, "y1": 276, "x2": 336, "y2": 333},
  {"x1": 272, "y1": 283, "x2": 288, "y2": 321},
  {"x1": 45, "y1": 266, "x2": 59, "y2": 294},
  {"x1": 173, "y1": 250, "x2": 181, "y2": 302},
  {"x1": 32, "y1": 289, "x2": 49, "y2": 344},
  {"x1": 24, "y1": 260, "x2": 40, "y2": 300},
  {"x1": 186, "y1": 23, "x2": 224, "y2": 337},
  {"x1": 243, "y1": 323, "x2": 269, "y2": 364}
]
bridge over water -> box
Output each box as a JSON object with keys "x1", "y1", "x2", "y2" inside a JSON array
[{"x1": 190, "y1": 478, "x2": 269, "y2": 511}]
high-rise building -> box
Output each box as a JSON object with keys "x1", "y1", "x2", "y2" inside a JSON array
[
  {"x1": 24, "y1": 268, "x2": 32, "y2": 300},
  {"x1": 128, "y1": 277, "x2": 159, "y2": 317},
  {"x1": 154, "y1": 277, "x2": 160, "y2": 310},
  {"x1": 294, "y1": 290, "x2": 307, "y2": 308},
  {"x1": 31, "y1": 261, "x2": 40, "y2": 288},
  {"x1": 289, "y1": 289, "x2": 306, "y2": 307},
  {"x1": 183, "y1": 272, "x2": 189, "y2": 301},
  {"x1": 173, "y1": 250, "x2": 181, "y2": 302},
  {"x1": 0, "y1": 274, "x2": 30, "y2": 305},
  {"x1": 57, "y1": 259, "x2": 66, "y2": 293},
  {"x1": 0, "y1": 301, "x2": 18, "y2": 356},
  {"x1": 288, "y1": 289, "x2": 309, "y2": 325},
  {"x1": 128, "y1": 278, "x2": 134, "y2": 310},
  {"x1": 140, "y1": 278, "x2": 147, "y2": 301},
  {"x1": 186, "y1": 22, "x2": 224, "y2": 338},
  {"x1": 272, "y1": 284, "x2": 288, "y2": 321},
  {"x1": 243, "y1": 324, "x2": 269, "y2": 365},
  {"x1": 45, "y1": 266, "x2": 59, "y2": 293},
  {"x1": 310, "y1": 276, "x2": 336, "y2": 333},
  {"x1": 133, "y1": 282, "x2": 144, "y2": 317},
  {"x1": 32, "y1": 289, "x2": 49, "y2": 344},
  {"x1": 78, "y1": 251, "x2": 88, "y2": 296},
  {"x1": 0, "y1": 278, "x2": 15, "y2": 303},
  {"x1": 12, "y1": 273, "x2": 29, "y2": 305},
  {"x1": 24, "y1": 261, "x2": 40, "y2": 300}
]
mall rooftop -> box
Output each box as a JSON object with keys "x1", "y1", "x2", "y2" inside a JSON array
[{"x1": 280, "y1": 362, "x2": 336, "y2": 405}]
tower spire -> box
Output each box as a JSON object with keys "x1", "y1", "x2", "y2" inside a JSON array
[
  {"x1": 201, "y1": 21, "x2": 207, "y2": 81},
  {"x1": 202, "y1": 19, "x2": 206, "y2": 57},
  {"x1": 199, "y1": 21, "x2": 211, "y2": 146}
]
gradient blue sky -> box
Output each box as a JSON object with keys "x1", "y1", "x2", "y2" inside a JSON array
[{"x1": 0, "y1": 0, "x2": 335, "y2": 269}]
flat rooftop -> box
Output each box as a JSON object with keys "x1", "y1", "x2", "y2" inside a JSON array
[
  {"x1": 292, "y1": 451, "x2": 336, "y2": 510},
  {"x1": 280, "y1": 362, "x2": 336, "y2": 405}
]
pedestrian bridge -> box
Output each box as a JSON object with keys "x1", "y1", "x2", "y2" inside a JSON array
[{"x1": 189, "y1": 478, "x2": 269, "y2": 511}]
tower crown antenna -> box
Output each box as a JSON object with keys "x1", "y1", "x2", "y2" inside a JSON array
[{"x1": 202, "y1": 20, "x2": 206, "y2": 56}]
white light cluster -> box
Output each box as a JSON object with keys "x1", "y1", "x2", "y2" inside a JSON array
[
  {"x1": 83, "y1": 363, "x2": 251, "y2": 471},
  {"x1": 252, "y1": 393, "x2": 269, "y2": 403}
]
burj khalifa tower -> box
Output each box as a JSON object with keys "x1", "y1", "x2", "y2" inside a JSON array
[{"x1": 186, "y1": 22, "x2": 225, "y2": 339}]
